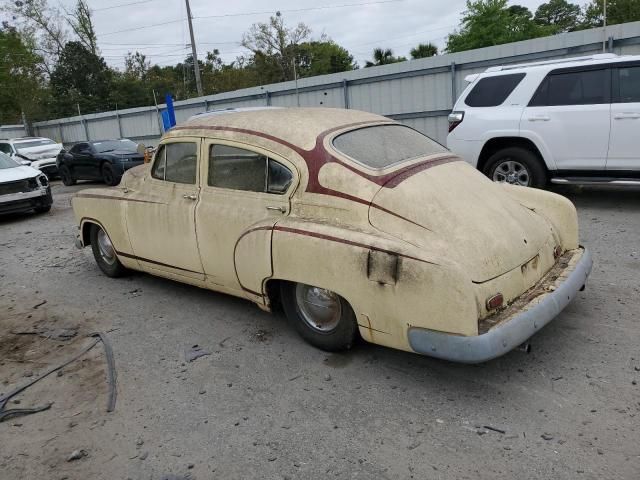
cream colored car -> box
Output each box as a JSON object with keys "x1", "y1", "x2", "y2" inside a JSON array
[{"x1": 72, "y1": 108, "x2": 592, "y2": 363}]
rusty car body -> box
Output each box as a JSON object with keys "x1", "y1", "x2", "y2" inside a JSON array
[{"x1": 72, "y1": 108, "x2": 592, "y2": 363}]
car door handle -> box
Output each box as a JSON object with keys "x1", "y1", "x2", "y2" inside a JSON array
[
  {"x1": 528, "y1": 115, "x2": 550, "y2": 122},
  {"x1": 266, "y1": 206, "x2": 286, "y2": 213},
  {"x1": 182, "y1": 194, "x2": 197, "y2": 201},
  {"x1": 614, "y1": 113, "x2": 640, "y2": 120}
]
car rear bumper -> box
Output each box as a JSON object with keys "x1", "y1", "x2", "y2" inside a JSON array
[
  {"x1": 0, "y1": 187, "x2": 52, "y2": 214},
  {"x1": 407, "y1": 247, "x2": 592, "y2": 363}
]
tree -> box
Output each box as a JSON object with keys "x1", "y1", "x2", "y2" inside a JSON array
[
  {"x1": 49, "y1": 41, "x2": 113, "y2": 116},
  {"x1": 124, "y1": 51, "x2": 150, "y2": 80},
  {"x1": 582, "y1": 0, "x2": 640, "y2": 28},
  {"x1": 296, "y1": 40, "x2": 357, "y2": 77},
  {"x1": 0, "y1": 25, "x2": 46, "y2": 124},
  {"x1": 410, "y1": 42, "x2": 438, "y2": 59},
  {"x1": 2, "y1": 0, "x2": 68, "y2": 74},
  {"x1": 65, "y1": 0, "x2": 98, "y2": 55},
  {"x1": 446, "y1": 0, "x2": 545, "y2": 53},
  {"x1": 365, "y1": 48, "x2": 407, "y2": 67},
  {"x1": 241, "y1": 13, "x2": 311, "y2": 82},
  {"x1": 534, "y1": 0, "x2": 581, "y2": 33}
]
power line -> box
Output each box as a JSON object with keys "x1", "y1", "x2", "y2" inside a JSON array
[{"x1": 92, "y1": 0, "x2": 156, "y2": 12}]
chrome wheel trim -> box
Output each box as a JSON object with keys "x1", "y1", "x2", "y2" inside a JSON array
[
  {"x1": 96, "y1": 228, "x2": 116, "y2": 265},
  {"x1": 294, "y1": 284, "x2": 342, "y2": 333},
  {"x1": 492, "y1": 159, "x2": 530, "y2": 186}
]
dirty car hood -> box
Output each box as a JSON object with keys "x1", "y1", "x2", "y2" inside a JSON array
[{"x1": 368, "y1": 161, "x2": 555, "y2": 283}]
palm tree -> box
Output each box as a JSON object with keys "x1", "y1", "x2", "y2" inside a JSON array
[
  {"x1": 365, "y1": 48, "x2": 406, "y2": 67},
  {"x1": 410, "y1": 42, "x2": 438, "y2": 59}
]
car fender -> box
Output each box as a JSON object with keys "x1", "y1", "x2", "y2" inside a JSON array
[
  {"x1": 517, "y1": 128, "x2": 557, "y2": 171},
  {"x1": 269, "y1": 219, "x2": 479, "y2": 352}
]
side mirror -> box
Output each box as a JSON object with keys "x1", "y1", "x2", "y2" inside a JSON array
[{"x1": 20, "y1": 160, "x2": 31, "y2": 166}]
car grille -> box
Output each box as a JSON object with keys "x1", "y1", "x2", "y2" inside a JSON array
[{"x1": 0, "y1": 178, "x2": 38, "y2": 196}]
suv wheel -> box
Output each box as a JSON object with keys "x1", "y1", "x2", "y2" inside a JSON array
[
  {"x1": 483, "y1": 147, "x2": 547, "y2": 188},
  {"x1": 101, "y1": 163, "x2": 120, "y2": 186}
]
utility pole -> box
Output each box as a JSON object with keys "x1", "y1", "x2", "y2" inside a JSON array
[
  {"x1": 185, "y1": 0, "x2": 203, "y2": 97},
  {"x1": 603, "y1": 0, "x2": 608, "y2": 52}
]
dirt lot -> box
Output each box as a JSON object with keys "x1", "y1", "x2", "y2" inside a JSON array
[{"x1": 1, "y1": 181, "x2": 639, "y2": 480}]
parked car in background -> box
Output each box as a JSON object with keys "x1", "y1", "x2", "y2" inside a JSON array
[
  {"x1": 0, "y1": 151, "x2": 52, "y2": 215},
  {"x1": 72, "y1": 108, "x2": 591, "y2": 363},
  {"x1": 56, "y1": 139, "x2": 145, "y2": 186},
  {"x1": 0, "y1": 137, "x2": 63, "y2": 178},
  {"x1": 447, "y1": 53, "x2": 640, "y2": 188}
]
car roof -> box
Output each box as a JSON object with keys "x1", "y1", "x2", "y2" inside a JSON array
[
  {"x1": 170, "y1": 107, "x2": 389, "y2": 151},
  {"x1": 9, "y1": 137, "x2": 54, "y2": 143},
  {"x1": 479, "y1": 53, "x2": 640, "y2": 77}
]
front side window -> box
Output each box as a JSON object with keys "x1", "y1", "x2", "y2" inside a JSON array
[
  {"x1": 151, "y1": 142, "x2": 197, "y2": 184},
  {"x1": 529, "y1": 69, "x2": 607, "y2": 106},
  {"x1": 208, "y1": 144, "x2": 293, "y2": 194},
  {"x1": 464, "y1": 73, "x2": 526, "y2": 107},
  {"x1": 332, "y1": 124, "x2": 447, "y2": 170},
  {"x1": 615, "y1": 66, "x2": 640, "y2": 103},
  {"x1": 0, "y1": 143, "x2": 12, "y2": 154}
]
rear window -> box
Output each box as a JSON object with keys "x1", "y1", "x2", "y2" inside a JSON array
[
  {"x1": 332, "y1": 124, "x2": 447, "y2": 169},
  {"x1": 464, "y1": 73, "x2": 526, "y2": 107},
  {"x1": 615, "y1": 65, "x2": 640, "y2": 103}
]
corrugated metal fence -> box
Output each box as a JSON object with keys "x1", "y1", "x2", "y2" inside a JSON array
[{"x1": 3, "y1": 22, "x2": 640, "y2": 146}]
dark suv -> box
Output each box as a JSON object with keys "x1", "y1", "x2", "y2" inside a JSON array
[{"x1": 56, "y1": 139, "x2": 145, "y2": 186}]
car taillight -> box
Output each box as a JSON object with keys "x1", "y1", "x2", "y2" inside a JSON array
[
  {"x1": 448, "y1": 111, "x2": 464, "y2": 132},
  {"x1": 486, "y1": 293, "x2": 504, "y2": 310}
]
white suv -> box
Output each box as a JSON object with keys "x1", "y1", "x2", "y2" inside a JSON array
[
  {"x1": 447, "y1": 53, "x2": 640, "y2": 188},
  {"x1": 0, "y1": 137, "x2": 63, "y2": 178}
]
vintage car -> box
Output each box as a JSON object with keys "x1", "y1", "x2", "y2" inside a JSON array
[{"x1": 71, "y1": 108, "x2": 592, "y2": 363}]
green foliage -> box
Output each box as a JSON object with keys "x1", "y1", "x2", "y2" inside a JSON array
[
  {"x1": 410, "y1": 43, "x2": 438, "y2": 59},
  {"x1": 365, "y1": 48, "x2": 407, "y2": 67},
  {"x1": 582, "y1": 0, "x2": 640, "y2": 28},
  {"x1": 49, "y1": 41, "x2": 113, "y2": 115},
  {"x1": 446, "y1": 0, "x2": 547, "y2": 53},
  {"x1": 534, "y1": 0, "x2": 582, "y2": 33},
  {"x1": 0, "y1": 25, "x2": 47, "y2": 124},
  {"x1": 296, "y1": 41, "x2": 357, "y2": 77}
]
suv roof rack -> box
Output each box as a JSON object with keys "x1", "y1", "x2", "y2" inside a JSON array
[{"x1": 485, "y1": 53, "x2": 618, "y2": 72}]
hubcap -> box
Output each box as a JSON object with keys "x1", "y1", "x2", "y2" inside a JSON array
[
  {"x1": 492, "y1": 160, "x2": 530, "y2": 186},
  {"x1": 97, "y1": 229, "x2": 116, "y2": 265},
  {"x1": 295, "y1": 284, "x2": 342, "y2": 333}
]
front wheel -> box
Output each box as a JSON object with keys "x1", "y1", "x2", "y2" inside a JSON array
[
  {"x1": 280, "y1": 282, "x2": 358, "y2": 351},
  {"x1": 89, "y1": 224, "x2": 128, "y2": 277},
  {"x1": 483, "y1": 147, "x2": 547, "y2": 188},
  {"x1": 59, "y1": 165, "x2": 76, "y2": 186},
  {"x1": 101, "y1": 163, "x2": 120, "y2": 186}
]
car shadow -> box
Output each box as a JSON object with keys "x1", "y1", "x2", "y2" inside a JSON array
[{"x1": 550, "y1": 185, "x2": 640, "y2": 211}]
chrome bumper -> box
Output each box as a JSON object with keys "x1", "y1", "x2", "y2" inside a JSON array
[{"x1": 408, "y1": 247, "x2": 593, "y2": 364}]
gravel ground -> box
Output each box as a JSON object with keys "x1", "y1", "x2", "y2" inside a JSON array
[{"x1": 0, "y1": 181, "x2": 639, "y2": 480}]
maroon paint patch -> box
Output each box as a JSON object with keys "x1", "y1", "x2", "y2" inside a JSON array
[{"x1": 232, "y1": 225, "x2": 274, "y2": 298}]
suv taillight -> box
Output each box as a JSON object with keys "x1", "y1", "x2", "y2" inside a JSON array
[{"x1": 448, "y1": 111, "x2": 464, "y2": 132}]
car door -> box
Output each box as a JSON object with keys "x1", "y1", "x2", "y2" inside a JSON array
[
  {"x1": 72, "y1": 143, "x2": 94, "y2": 178},
  {"x1": 125, "y1": 138, "x2": 204, "y2": 280},
  {"x1": 196, "y1": 140, "x2": 296, "y2": 295},
  {"x1": 521, "y1": 66, "x2": 611, "y2": 171},
  {"x1": 607, "y1": 62, "x2": 640, "y2": 171}
]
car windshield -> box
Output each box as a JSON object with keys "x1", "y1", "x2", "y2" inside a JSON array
[
  {"x1": 14, "y1": 138, "x2": 57, "y2": 152},
  {"x1": 0, "y1": 151, "x2": 20, "y2": 169},
  {"x1": 332, "y1": 124, "x2": 448, "y2": 169},
  {"x1": 92, "y1": 140, "x2": 138, "y2": 153}
]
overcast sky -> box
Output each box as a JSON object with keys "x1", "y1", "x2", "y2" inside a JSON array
[{"x1": 70, "y1": 0, "x2": 550, "y2": 70}]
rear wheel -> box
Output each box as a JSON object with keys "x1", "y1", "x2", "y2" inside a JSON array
[
  {"x1": 59, "y1": 165, "x2": 76, "y2": 186},
  {"x1": 483, "y1": 147, "x2": 547, "y2": 188},
  {"x1": 101, "y1": 163, "x2": 120, "y2": 186},
  {"x1": 280, "y1": 282, "x2": 358, "y2": 351},
  {"x1": 89, "y1": 224, "x2": 128, "y2": 277}
]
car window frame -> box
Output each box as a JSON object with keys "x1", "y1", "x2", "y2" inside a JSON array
[
  {"x1": 611, "y1": 60, "x2": 640, "y2": 104},
  {"x1": 528, "y1": 64, "x2": 612, "y2": 107},
  {"x1": 150, "y1": 138, "x2": 200, "y2": 185},
  {"x1": 202, "y1": 138, "x2": 298, "y2": 198},
  {"x1": 463, "y1": 72, "x2": 527, "y2": 108}
]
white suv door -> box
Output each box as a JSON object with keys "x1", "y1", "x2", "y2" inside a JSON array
[
  {"x1": 520, "y1": 67, "x2": 610, "y2": 171},
  {"x1": 607, "y1": 62, "x2": 640, "y2": 170}
]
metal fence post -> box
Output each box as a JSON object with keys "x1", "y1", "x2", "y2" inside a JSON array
[
  {"x1": 115, "y1": 105, "x2": 123, "y2": 139},
  {"x1": 608, "y1": 35, "x2": 614, "y2": 52},
  {"x1": 343, "y1": 79, "x2": 349, "y2": 109},
  {"x1": 265, "y1": 90, "x2": 271, "y2": 106},
  {"x1": 58, "y1": 122, "x2": 64, "y2": 144},
  {"x1": 450, "y1": 62, "x2": 457, "y2": 107}
]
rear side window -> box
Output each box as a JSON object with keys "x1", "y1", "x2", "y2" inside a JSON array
[
  {"x1": 209, "y1": 145, "x2": 293, "y2": 194},
  {"x1": 615, "y1": 65, "x2": 640, "y2": 103},
  {"x1": 464, "y1": 73, "x2": 526, "y2": 107},
  {"x1": 529, "y1": 69, "x2": 608, "y2": 106},
  {"x1": 332, "y1": 124, "x2": 446, "y2": 169},
  {"x1": 151, "y1": 142, "x2": 197, "y2": 184}
]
